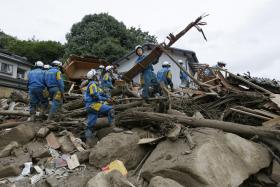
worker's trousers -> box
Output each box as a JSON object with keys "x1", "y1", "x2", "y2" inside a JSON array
[
  {"x1": 85, "y1": 103, "x2": 113, "y2": 139},
  {"x1": 29, "y1": 87, "x2": 48, "y2": 114},
  {"x1": 48, "y1": 87, "x2": 63, "y2": 114},
  {"x1": 142, "y1": 71, "x2": 158, "y2": 98}
]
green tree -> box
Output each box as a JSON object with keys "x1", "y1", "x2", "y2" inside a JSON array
[
  {"x1": 65, "y1": 13, "x2": 157, "y2": 63},
  {"x1": 0, "y1": 30, "x2": 64, "y2": 64}
]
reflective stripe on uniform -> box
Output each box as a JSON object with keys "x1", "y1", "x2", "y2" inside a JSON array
[
  {"x1": 56, "y1": 71, "x2": 61, "y2": 80},
  {"x1": 90, "y1": 102, "x2": 102, "y2": 111},
  {"x1": 89, "y1": 84, "x2": 96, "y2": 94},
  {"x1": 103, "y1": 73, "x2": 109, "y2": 81},
  {"x1": 167, "y1": 70, "x2": 172, "y2": 79},
  {"x1": 54, "y1": 91, "x2": 62, "y2": 100}
]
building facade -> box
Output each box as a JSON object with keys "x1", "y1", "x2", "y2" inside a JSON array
[
  {"x1": 0, "y1": 50, "x2": 32, "y2": 97},
  {"x1": 113, "y1": 43, "x2": 199, "y2": 88}
]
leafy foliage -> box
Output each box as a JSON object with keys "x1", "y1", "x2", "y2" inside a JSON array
[
  {"x1": 0, "y1": 30, "x2": 64, "y2": 64},
  {"x1": 0, "y1": 13, "x2": 157, "y2": 64},
  {"x1": 65, "y1": 13, "x2": 157, "y2": 62}
]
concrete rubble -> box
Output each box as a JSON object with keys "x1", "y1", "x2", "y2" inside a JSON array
[{"x1": 1, "y1": 72, "x2": 280, "y2": 187}]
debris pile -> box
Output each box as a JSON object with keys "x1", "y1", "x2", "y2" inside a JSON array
[
  {"x1": 0, "y1": 15, "x2": 280, "y2": 187},
  {"x1": 0, "y1": 67, "x2": 280, "y2": 187}
]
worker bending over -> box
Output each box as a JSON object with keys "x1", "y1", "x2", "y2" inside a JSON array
[
  {"x1": 84, "y1": 69, "x2": 114, "y2": 143},
  {"x1": 157, "y1": 61, "x2": 174, "y2": 92},
  {"x1": 45, "y1": 60, "x2": 64, "y2": 121},
  {"x1": 27, "y1": 61, "x2": 48, "y2": 121}
]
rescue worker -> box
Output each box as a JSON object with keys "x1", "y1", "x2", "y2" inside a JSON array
[
  {"x1": 45, "y1": 60, "x2": 64, "y2": 121},
  {"x1": 101, "y1": 65, "x2": 114, "y2": 93},
  {"x1": 203, "y1": 64, "x2": 213, "y2": 77},
  {"x1": 213, "y1": 61, "x2": 226, "y2": 69},
  {"x1": 80, "y1": 79, "x2": 89, "y2": 94},
  {"x1": 157, "y1": 61, "x2": 174, "y2": 92},
  {"x1": 43, "y1": 64, "x2": 51, "y2": 70},
  {"x1": 27, "y1": 61, "x2": 48, "y2": 121},
  {"x1": 179, "y1": 60, "x2": 189, "y2": 87},
  {"x1": 135, "y1": 45, "x2": 159, "y2": 98},
  {"x1": 96, "y1": 65, "x2": 105, "y2": 84},
  {"x1": 84, "y1": 69, "x2": 114, "y2": 142}
]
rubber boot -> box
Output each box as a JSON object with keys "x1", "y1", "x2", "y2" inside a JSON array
[{"x1": 47, "y1": 112, "x2": 54, "y2": 122}]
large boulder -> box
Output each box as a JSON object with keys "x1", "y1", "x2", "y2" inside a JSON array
[
  {"x1": 86, "y1": 170, "x2": 134, "y2": 187},
  {"x1": 89, "y1": 132, "x2": 147, "y2": 170},
  {"x1": 149, "y1": 176, "x2": 184, "y2": 187},
  {"x1": 141, "y1": 128, "x2": 271, "y2": 187},
  {"x1": 0, "y1": 124, "x2": 35, "y2": 147}
]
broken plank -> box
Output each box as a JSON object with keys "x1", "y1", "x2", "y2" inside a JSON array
[
  {"x1": 230, "y1": 108, "x2": 271, "y2": 120},
  {"x1": 118, "y1": 111, "x2": 280, "y2": 140},
  {"x1": 236, "y1": 106, "x2": 279, "y2": 119},
  {"x1": 0, "y1": 110, "x2": 30, "y2": 116},
  {"x1": 137, "y1": 137, "x2": 165, "y2": 145},
  {"x1": 263, "y1": 116, "x2": 280, "y2": 128}
]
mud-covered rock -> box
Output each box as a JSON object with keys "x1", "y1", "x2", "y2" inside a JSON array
[
  {"x1": 25, "y1": 142, "x2": 50, "y2": 159},
  {"x1": 86, "y1": 170, "x2": 134, "y2": 187},
  {"x1": 0, "y1": 165, "x2": 21, "y2": 178},
  {"x1": 141, "y1": 128, "x2": 271, "y2": 187},
  {"x1": 89, "y1": 132, "x2": 147, "y2": 169},
  {"x1": 58, "y1": 135, "x2": 75, "y2": 153},
  {"x1": 0, "y1": 124, "x2": 35, "y2": 147},
  {"x1": 149, "y1": 176, "x2": 184, "y2": 187}
]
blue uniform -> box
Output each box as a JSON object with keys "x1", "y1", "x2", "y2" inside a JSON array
[
  {"x1": 157, "y1": 67, "x2": 173, "y2": 87},
  {"x1": 180, "y1": 70, "x2": 189, "y2": 81},
  {"x1": 45, "y1": 67, "x2": 64, "y2": 113},
  {"x1": 136, "y1": 55, "x2": 158, "y2": 98},
  {"x1": 28, "y1": 68, "x2": 48, "y2": 114},
  {"x1": 84, "y1": 81, "x2": 113, "y2": 139},
  {"x1": 101, "y1": 72, "x2": 113, "y2": 90},
  {"x1": 96, "y1": 69, "x2": 104, "y2": 85}
]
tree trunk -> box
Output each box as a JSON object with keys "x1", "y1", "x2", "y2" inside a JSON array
[
  {"x1": 9, "y1": 90, "x2": 28, "y2": 104},
  {"x1": 113, "y1": 101, "x2": 143, "y2": 111},
  {"x1": 117, "y1": 111, "x2": 280, "y2": 140},
  {"x1": 62, "y1": 108, "x2": 86, "y2": 118},
  {"x1": 0, "y1": 110, "x2": 30, "y2": 116},
  {"x1": 63, "y1": 98, "x2": 84, "y2": 111}
]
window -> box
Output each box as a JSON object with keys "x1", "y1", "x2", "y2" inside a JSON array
[
  {"x1": 0, "y1": 63, "x2": 13, "y2": 75},
  {"x1": 17, "y1": 68, "x2": 26, "y2": 79}
]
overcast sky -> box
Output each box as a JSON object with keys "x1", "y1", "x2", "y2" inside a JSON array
[{"x1": 0, "y1": 0, "x2": 279, "y2": 79}]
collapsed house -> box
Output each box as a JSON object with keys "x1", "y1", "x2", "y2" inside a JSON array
[
  {"x1": 0, "y1": 50, "x2": 32, "y2": 97},
  {"x1": 113, "y1": 43, "x2": 199, "y2": 88}
]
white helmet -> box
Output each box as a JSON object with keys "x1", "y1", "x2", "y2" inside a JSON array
[
  {"x1": 105, "y1": 65, "x2": 113, "y2": 71},
  {"x1": 87, "y1": 69, "x2": 97, "y2": 79},
  {"x1": 43, "y1": 64, "x2": 51, "y2": 69},
  {"x1": 178, "y1": 59, "x2": 184, "y2": 64},
  {"x1": 135, "y1": 45, "x2": 144, "y2": 55},
  {"x1": 99, "y1": 65, "x2": 105, "y2": 69},
  {"x1": 35, "y1": 61, "x2": 44, "y2": 67},
  {"x1": 135, "y1": 45, "x2": 143, "y2": 51},
  {"x1": 162, "y1": 61, "x2": 170, "y2": 66},
  {"x1": 52, "y1": 60, "x2": 62, "y2": 67}
]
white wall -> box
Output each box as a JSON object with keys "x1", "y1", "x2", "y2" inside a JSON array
[
  {"x1": 117, "y1": 50, "x2": 191, "y2": 88},
  {"x1": 0, "y1": 58, "x2": 18, "y2": 78},
  {"x1": 17, "y1": 65, "x2": 30, "y2": 80},
  {"x1": 0, "y1": 58, "x2": 30, "y2": 80}
]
